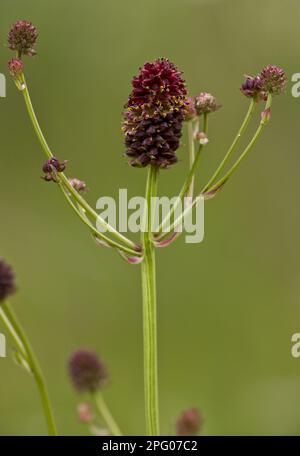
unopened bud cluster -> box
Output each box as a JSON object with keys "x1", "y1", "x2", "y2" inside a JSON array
[{"x1": 241, "y1": 65, "x2": 287, "y2": 100}]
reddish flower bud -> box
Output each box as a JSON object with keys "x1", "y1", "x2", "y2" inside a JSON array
[
  {"x1": 194, "y1": 92, "x2": 221, "y2": 115},
  {"x1": 68, "y1": 349, "x2": 108, "y2": 393},
  {"x1": 42, "y1": 157, "x2": 67, "y2": 182},
  {"x1": 261, "y1": 107, "x2": 271, "y2": 124},
  {"x1": 260, "y1": 65, "x2": 287, "y2": 95},
  {"x1": 8, "y1": 20, "x2": 38, "y2": 57},
  {"x1": 240, "y1": 75, "x2": 267, "y2": 101},
  {"x1": 8, "y1": 58, "x2": 24, "y2": 77},
  {"x1": 176, "y1": 408, "x2": 203, "y2": 436},
  {"x1": 77, "y1": 403, "x2": 93, "y2": 424},
  {"x1": 0, "y1": 259, "x2": 16, "y2": 303}
]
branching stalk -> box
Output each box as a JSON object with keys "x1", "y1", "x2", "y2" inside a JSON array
[
  {"x1": 20, "y1": 74, "x2": 139, "y2": 253},
  {"x1": 0, "y1": 302, "x2": 58, "y2": 436}
]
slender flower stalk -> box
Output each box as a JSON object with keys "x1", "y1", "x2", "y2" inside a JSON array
[
  {"x1": 202, "y1": 98, "x2": 256, "y2": 193},
  {"x1": 94, "y1": 391, "x2": 122, "y2": 436},
  {"x1": 166, "y1": 95, "x2": 273, "y2": 236},
  {"x1": 187, "y1": 120, "x2": 196, "y2": 199},
  {"x1": 0, "y1": 301, "x2": 57, "y2": 435},
  {"x1": 155, "y1": 114, "x2": 208, "y2": 239},
  {"x1": 141, "y1": 166, "x2": 159, "y2": 435},
  {"x1": 207, "y1": 94, "x2": 272, "y2": 193},
  {"x1": 58, "y1": 183, "x2": 139, "y2": 257},
  {"x1": 19, "y1": 74, "x2": 140, "y2": 255}
]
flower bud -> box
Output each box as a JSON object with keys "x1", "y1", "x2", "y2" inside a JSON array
[
  {"x1": 0, "y1": 259, "x2": 16, "y2": 303},
  {"x1": 260, "y1": 65, "x2": 287, "y2": 95},
  {"x1": 68, "y1": 178, "x2": 87, "y2": 193},
  {"x1": 8, "y1": 58, "x2": 24, "y2": 77},
  {"x1": 42, "y1": 157, "x2": 67, "y2": 182},
  {"x1": 176, "y1": 408, "x2": 202, "y2": 436},
  {"x1": 194, "y1": 92, "x2": 221, "y2": 115},
  {"x1": 195, "y1": 131, "x2": 209, "y2": 145},
  {"x1": 240, "y1": 75, "x2": 266, "y2": 101},
  {"x1": 261, "y1": 107, "x2": 271, "y2": 125},
  {"x1": 184, "y1": 97, "x2": 197, "y2": 121},
  {"x1": 77, "y1": 403, "x2": 93, "y2": 424},
  {"x1": 8, "y1": 20, "x2": 38, "y2": 57},
  {"x1": 68, "y1": 349, "x2": 108, "y2": 393}
]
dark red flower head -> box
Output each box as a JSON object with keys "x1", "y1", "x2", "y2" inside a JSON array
[
  {"x1": 123, "y1": 59, "x2": 187, "y2": 168},
  {"x1": 8, "y1": 20, "x2": 38, "y2": 57},
  {"x1": 123, "y1": 109, "x2": 184, "y2": 168},
  {"x1": 68, "y1": 349, "x2": 108, "y2": 393},
  {"x1": 176, "y1": 408, "x2": 203, "y2": 436},
  {"x1": 0, "y1": 259, "x2": 16, "y2": 303},
  {"x1": 260, "y1": 65, "x2": 287, "y2": 95},
  {"x1": 127, "y1": 58, "x2": 187, "y2": 116}
]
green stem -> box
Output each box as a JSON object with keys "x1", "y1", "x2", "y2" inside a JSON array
[
  {"x1": 202, "y1": 99, "x2": 256, "y2": 193},
  {"x1": 155, "y1": 114, "x2": 208, "y2": 237},
  {"x1": 163, "y1": 96, "x2": 272, "y2": 237},
  {"x1": 187, "y1": 120, "x2": 196, "y2": 199},
  {"x1": 58, "y1": 182, "x2": 141, "y2": 257},
  {"x1": 20, "y1": 74, "x2": 138, "y2": 253},
  {"x1": 94, "y1": 391, "x2": 122, "y2": 436},
  {"x1": 0, "y1": 302, "x2": 57, "y2": 436},
  {"x1": 141, "y1": 166, "x2": 159, "y2": 435},
  {"x1": 208, "y1": 95, "x2": 272, "y2": 192}
]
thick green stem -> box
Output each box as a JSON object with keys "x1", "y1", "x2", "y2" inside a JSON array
[
  {"x1": 0, "y1": 302, "x2": 57, "y2": 436},
  {"x1": 202, "y1": 99, "x2": 256, "y2": 193},
  {"x1": 141, "y1": 166, "x2": 159, "y2": 435},
  {"x1": 20, "y1": 74, "x2": 138, "y2": 253},
  {"x1": 94, "y1": 391, "x2": 122, "y2": 436}
]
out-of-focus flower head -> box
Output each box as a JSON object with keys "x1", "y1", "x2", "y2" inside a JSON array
[
  {"x1": 0, "y1": 259, "x2": 16, "y2": 303},
  {"x1": 176, "y1": 408, "x2": 203, "y2": 436},
  {"x1": 68, "y1": 349, "x2": 108, "y2": 393}
]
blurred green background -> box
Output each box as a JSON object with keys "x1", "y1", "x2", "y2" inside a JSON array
[{"x1": 0, "y1": 0, "x2": 300, "y2": 436}]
